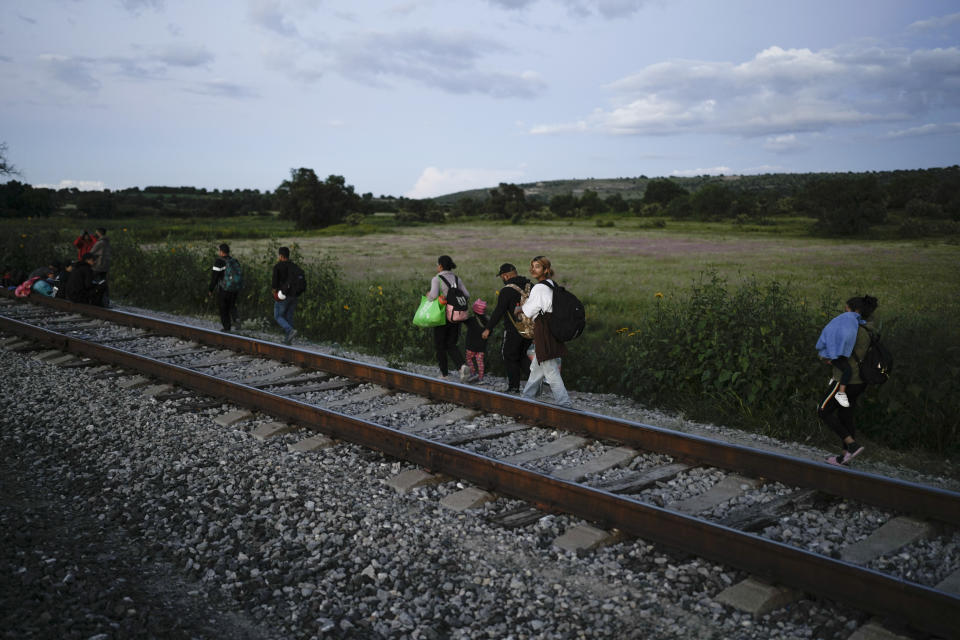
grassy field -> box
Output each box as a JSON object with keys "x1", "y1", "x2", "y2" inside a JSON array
[
  {"x1": 5, "y1": 214, "x2": 959, "y2": 463},
  {"x1": 223, "y1": 217, "x2": 959, "y2": 325}
]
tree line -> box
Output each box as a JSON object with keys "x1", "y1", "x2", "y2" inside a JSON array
[{"x1": 2, "y1": 141, "x2": 958, "y2": 237}]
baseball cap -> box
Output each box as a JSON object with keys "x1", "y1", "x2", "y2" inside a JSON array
[{"x1": 496, "y1": 263, "x2": 516, "y2": 276}]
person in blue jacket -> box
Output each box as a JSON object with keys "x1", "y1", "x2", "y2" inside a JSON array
[{"x1": 816, "y1": 295, "x2": 878, "y2": 465}]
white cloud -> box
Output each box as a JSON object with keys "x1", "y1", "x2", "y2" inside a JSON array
[
  {"x1": 315, "y1": 28, "x2": 547, "y2": 98},
  {"x1": 763, "y1": 133, "x2": 806, "y2": 152},
  {"x1": 406, "y1": 167, "x2": 525, "y2": 198},
  {"x1": 487, "y1": 0, "x2": 649, "y2": 19},
  {"x1": 885, "y1": 122, "x2": 960, "y2": 138},
  {"x1": 35, "y1": 179, "x2": 106, "y2": 191},
  {"x1": 908, "y1": 12, "x2": 960, "y2": 32},
  {"x1": 669, "y1": 166, "x2": 732, "y2": 178},
  {"x1": 39, "y1": 54, "x2": 101, "y2": 92},
  {"x1": 531, "y1": 43, "x2": 960, "y2": 138}
]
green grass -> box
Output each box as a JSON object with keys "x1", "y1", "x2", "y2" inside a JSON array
[{"x1": 4, "y1": 214, "x2": 958, "y2": 462}]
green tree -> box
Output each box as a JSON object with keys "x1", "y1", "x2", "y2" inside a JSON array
[
  {"x1": 488, "y1": 183, "x2": 526, "y2": 219},
  {"x1": 801, "y1": 175, "x2": 886, "y2": 235},
  {"x1": 549, "y1": 193, "x2": 577, "y2": 217},
  {"x1": 275, "y1": 169, "x2": 361, "y2": 229},
  {"x1": 643, "y1": 178, "x2": 687, "y2": 205},
  {"x1": 604, "y1": 193, "x2": 630, "y2": 213},
  {"x1": 690, "y1": 183, "x2": 734, "y2": 220},
  {"x1": 578, "y1": 189, "x2": 604, "y2": 216}
]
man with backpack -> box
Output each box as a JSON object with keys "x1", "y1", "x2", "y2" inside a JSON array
[
  {"x1": 271, "y1": 246, "x2": 306, "y2": 345},
  {"x1": 208, "y1": 243, "x2": 243, "y2": 332},
  {"x1": 520, "y1": 255, "x2": 572, "y2": 407},
  {"x1": 482, "y1": 263, "x2": 533, "y2": 393}
]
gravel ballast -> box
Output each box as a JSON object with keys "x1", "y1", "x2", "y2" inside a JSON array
[{"x1": 1, "y1": 310, "x2": 955, "y2": 639}]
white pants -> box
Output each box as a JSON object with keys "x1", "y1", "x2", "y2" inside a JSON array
[{"x1": 522, "y1": 345, "x2": 571, "y2": 407}]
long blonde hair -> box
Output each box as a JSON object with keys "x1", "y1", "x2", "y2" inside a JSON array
[{"x1": 531, "y1": 255, "x2": 554, "y2": 278}]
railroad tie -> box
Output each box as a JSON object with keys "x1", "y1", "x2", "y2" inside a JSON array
[
  {"x1": 403, "y1": 407, "x2": 479, "y2": 433},
  {"x1": 324, "y1": 385, "x2": 392, "y2": 409},
  {"x1": 839, "y1": 516, "x2": 936, "y2": 565},
  {"x1": 554, "y1": 524, "x2": 623, "y2": 554},
  {"x1": 288, "y1": 434, "x2": 336, "y2": 453},
  {"x1": 251, "y1": 421, "x2": 298, "y2": 441},
  {"x1": 846, "y1": 620, "x2": 917, "y2": 640},
  {"x1": 214, "y1": 409, "x2": 253, "y2": 427},
  {"x1": 502, "y1": 435, "x2": 588, "y2": 465},
  {"x1": 550, "y1": 447, "x2": 637, "y2": 482},
  {"x1": 440, "y1": 487, "x2": 496, "y2": 512},
  {"x1": 355, "y1": 395, "x2": 432, "y2": 420},
  {"x1": 714, "y1": 577, "x2": 802, "y2": 616},
  {"x1": 667, "y1": 474, "x2": 760, "y2": 514},
  {"x1": 384, "y1": 469, "x2": 447, "y2": 494}
]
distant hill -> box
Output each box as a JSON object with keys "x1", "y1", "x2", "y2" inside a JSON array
[{"x1": 429, "y1": 171, "x2": 932, "y2": 204}]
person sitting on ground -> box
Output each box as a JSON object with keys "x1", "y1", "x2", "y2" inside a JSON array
[{"x1": 64, "y1": 253, "x2": 98, "y2": 304}]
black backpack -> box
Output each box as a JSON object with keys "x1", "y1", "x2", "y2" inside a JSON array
[
  {"x1": 543, "y1": 280, "x2": 585, "y2": 342},
  {"x1": 854, "y1": 327, "x2": 893, "y2": 385},
  {"x1": 285, "y1": 263, "x2": 307, "y2": 296},
  {"x1": 438, "y1": 275, "x2": 469, "y2": 322}
]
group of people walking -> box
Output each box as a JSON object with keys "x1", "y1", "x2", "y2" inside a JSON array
[
  {"x1": 208, "y1": 245, "x2": 304, "y2": 345},
  {"x1": 25, "y1": 235, "x2": 878, "y2": 467},
  {"x1": 424, "y1": 254, "x2": 572, "y2": 407}
]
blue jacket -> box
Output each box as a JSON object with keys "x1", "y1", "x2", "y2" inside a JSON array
[{"x1": 816, "y1": 311, "x2": 863, "y2": 360}]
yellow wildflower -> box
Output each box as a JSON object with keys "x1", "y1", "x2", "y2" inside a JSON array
[
  {"x1": 617, "y1": 327, "x2": 629, "y2": 333},
  {"x1": 655, "y1": 292, "x2": 664, "y2": 298},
  {"x1": 343, "y1": 304, "x2": 350, "y2": 310}
]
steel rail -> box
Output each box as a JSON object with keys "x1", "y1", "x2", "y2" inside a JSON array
[
  {"x1": 0, "y1": 312, "x2": 957, "y2": 638},
  {"x1": 3, "y1": 291, "x2": 957, "y2": 527}
]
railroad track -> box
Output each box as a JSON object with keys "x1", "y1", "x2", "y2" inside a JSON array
[{"x1": 1, "y1": 291, "x2": 958, "y2": 638}]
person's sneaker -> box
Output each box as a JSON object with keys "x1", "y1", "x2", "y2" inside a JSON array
[
  {"x1": 825, "y1": 453, "x2": 848, "y2": 466},
  {"x1": 845, "y1": 444, "x2": 865, "y2": 461},
  {"x1": 835, "y1": 391, "x2": 850, "y2": 407},
  {"x1": 459, "y1": 364, "x2": 470, "y2": 382},
  {"x1": 283, "y1": 329, "x2": 297, "y2": 345}
]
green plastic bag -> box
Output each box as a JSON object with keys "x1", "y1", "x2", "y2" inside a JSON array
[{"x1": 412, "y1": 295, "x2": 446, "y2": 327}]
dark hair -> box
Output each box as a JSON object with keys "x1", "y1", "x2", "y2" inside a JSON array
[
  {"x1": 278, "y1": 246, "x2": 290, "y2": 259},
  {"x1": 80, "y1": 252, "x2": 94, "y2": 262},
  {"x1": 438, "y1": 255, "x2": 456, "y2": 270},
  {"x1": 847, "y1": 295, "x2": 878, "y2": 320},
  {"x1": 219, "y1": 243, "x2": 230, "y2": 254},
  {"x1": 96, "y1": 227, "x2": 106, "y2": 235}
]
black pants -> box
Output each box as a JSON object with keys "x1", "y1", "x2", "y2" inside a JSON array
[
  {"x1": 93, "y1": 271, "x2": 109, "y2": 307},
  {"x1": 433, "y1": 323, "x2": 464, "y2": 375},
  {"x1": 501, "y1": 329, "x2": 532, "y2": 391},
  {"x1": 217, "y1": 290, "x2": 238, "y2": 331},
  {"x1": 818, "y1": 381, "x2": 866, "y2": 442}
]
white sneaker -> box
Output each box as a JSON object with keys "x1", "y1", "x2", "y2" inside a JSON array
[
  {"x1": 459, "y1": 364, "x2": 470, "y2": 382},
  {"x1": 835, "y1": 391, "x2": 850, "y2": 408}
]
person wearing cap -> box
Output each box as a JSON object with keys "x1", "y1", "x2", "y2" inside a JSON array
[
  {"x1": 482, "y1": 263, "x2": 533, "y2": 393},
  {"x1": 463, "y1": 298, "x2": 490, "y2": 383}
]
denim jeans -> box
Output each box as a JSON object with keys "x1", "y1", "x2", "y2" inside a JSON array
[
  {"x1": 522, "y1": 344, "x2": 571, "y2": 407},
  {"x1": 274, "y1": 296, "x2": 298, "y2": 335}
]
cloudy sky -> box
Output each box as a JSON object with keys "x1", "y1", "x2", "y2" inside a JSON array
[{"x1": 2, "y1": 0, "x2": 958, "y2": 198}]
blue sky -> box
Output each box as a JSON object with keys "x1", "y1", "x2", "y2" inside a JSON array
[{"x1": 1, "y1": 0, "x2": 958, "y2": 198}]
